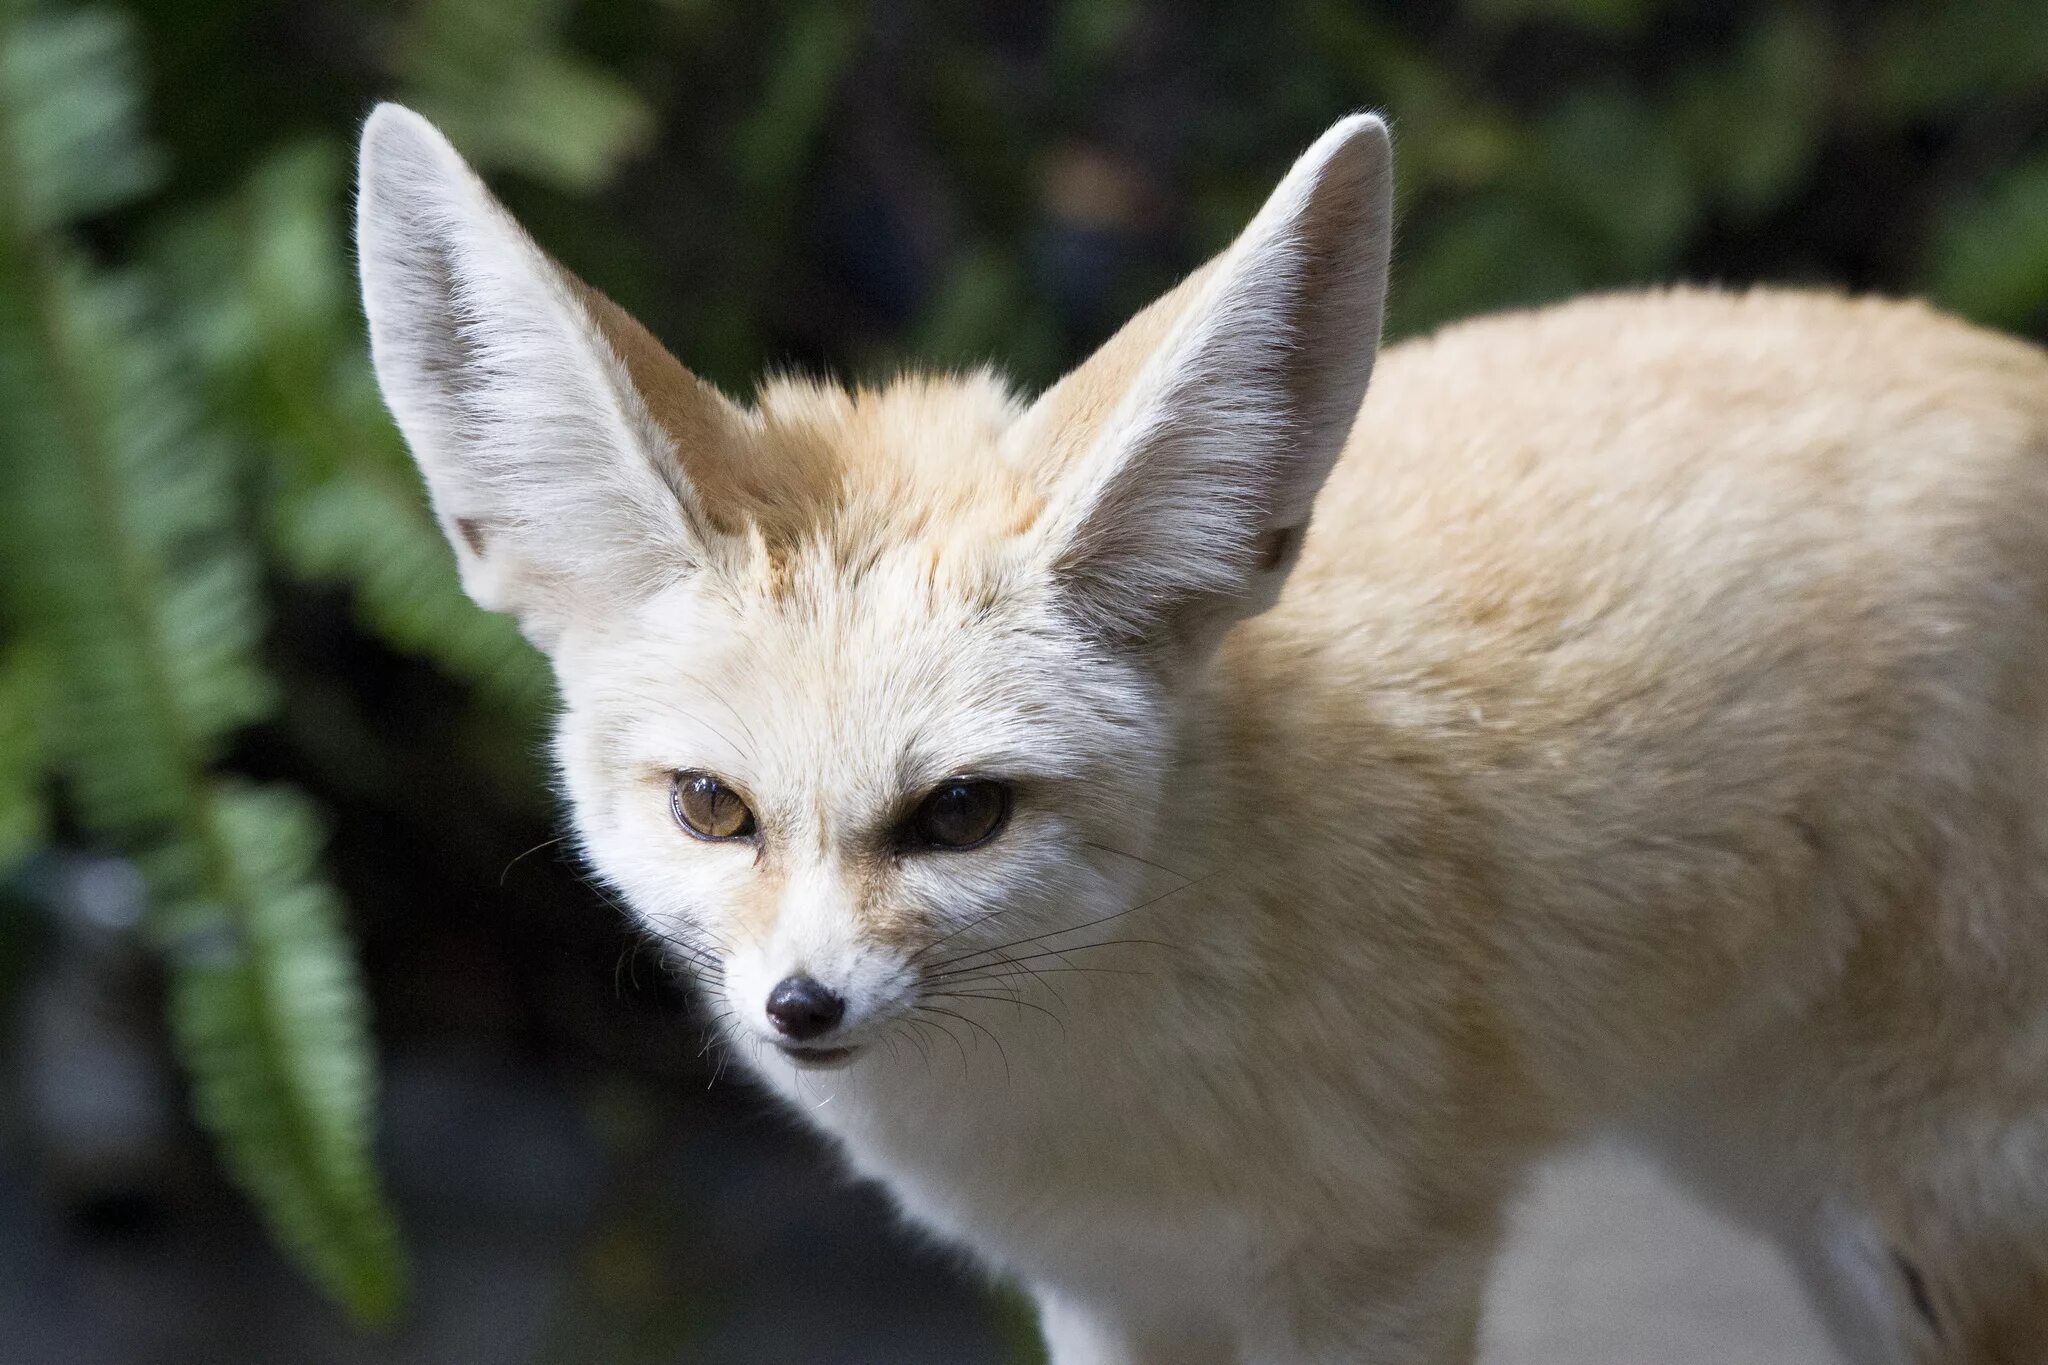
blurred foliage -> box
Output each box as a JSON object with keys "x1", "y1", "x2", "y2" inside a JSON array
[
  {"x1": 0, "y1": 0, "x2": 2043, "y2": 1341},
  {"x1": 0, "y1": 0, "x2": 401, "y2": 1319}
]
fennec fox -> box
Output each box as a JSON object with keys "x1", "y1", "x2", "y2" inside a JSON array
[{"x1": 357, "y1": 104, "x2": 2048, "y2": 1363}]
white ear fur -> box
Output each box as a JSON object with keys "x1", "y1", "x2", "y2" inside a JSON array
[
  {"x1": 355, "y1": 102, "x2": 705, "y2": 645},
  {"x1": 1026, "y1": 114, "x2": 1395, "y2": 648}
]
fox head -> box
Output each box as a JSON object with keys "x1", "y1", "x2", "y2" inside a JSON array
[{"x1": 356, "y1": 105, "x2": 1392, "y2": 1068}]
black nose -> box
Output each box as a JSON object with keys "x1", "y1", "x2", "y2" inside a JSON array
[{"x1": 765, "y1": 975, "x2": 845, "y2": 1041}]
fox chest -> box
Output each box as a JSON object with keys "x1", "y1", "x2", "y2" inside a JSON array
[{"x1": 774, "y1": 1059, "x2": 1268, "y2": 1304}]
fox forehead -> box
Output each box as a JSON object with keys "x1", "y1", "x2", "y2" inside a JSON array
[
  {"x1": 616, "y1": 314, "x2": 1051, "y2": 568},
  {"x1": 560, "y1": 537, "x2": 1147, "y2": 821}
]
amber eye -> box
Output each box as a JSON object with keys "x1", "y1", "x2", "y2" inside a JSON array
[
  {"x1": 671, "y1": 772, "x2": 757, "y2": 841},
  {"x1": 906, "y1": 780, "x2": 1010, "y2": 851}
]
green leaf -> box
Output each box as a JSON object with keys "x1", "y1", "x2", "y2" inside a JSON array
[
  {"x1": 0, "y1": 4, "x2": 160, "y2": 228},
  {"x1": 398, "y1": 0, "x2": 654, "y2": 191},
  {"x1": 732, "y1": 1, "x2": 861, "y2": 196},
  {"x1": 166, "y1": 783, "x2": 404, "y2": 1323},
  {"x1": 1525, "y1": 89, "x2": 1696, "y2": 277},
  {"x1": 0, "y1": 1, "x2": 405, "y2": 1321},
  {"x1": 1867, "y1": 0, "x2": 2048, "y2": 119},
  {"x1": 150, "y1": 140, "x2": 552, "y2": 713},
  {"x1": 1670, "y1": 7, "x2": 1832, "y2": 219},
  {"x1": 1928, "y1": 154, "x2": 2048, "y2": 331},
  {"x1": 425, "y1": 52, "x2": 653, "y2": 193},
  {"x1": 281, "y1": 475, "x2": 552, "y2": 711},
  {"x1": 1466, "y1": 0, "x2": 1652, "y2": 35},
  {"x1": 1391, "y1": 197, "x2": 1585, "y2": 338},
  {"x1": 0, "y1": 643, "x2": 51, "y2": 876}
]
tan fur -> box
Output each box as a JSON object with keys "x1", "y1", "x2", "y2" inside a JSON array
[
  {"x1": 584, "y1": 279, "x2": 1045, "y2": 568},
  {"x1": 358, "y1": 105, "x2": 2048, "y2": 1364}
]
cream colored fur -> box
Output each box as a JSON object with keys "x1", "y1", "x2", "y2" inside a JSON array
[{"x1": 357, "y1": 103, "x2": 2048, "y2": 1364}]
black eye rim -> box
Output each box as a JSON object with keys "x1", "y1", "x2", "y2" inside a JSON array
[
  {"x1": 901, "y1": 777, "x2": 1012, "y2": 853},
  {"x1": 669, "y1": 770, "x2": 759, "y2": 843}
]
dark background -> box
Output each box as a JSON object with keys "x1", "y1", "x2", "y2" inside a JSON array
[{"x1": 2, "y1": 0, "x2": 2046, "y2": 1360}]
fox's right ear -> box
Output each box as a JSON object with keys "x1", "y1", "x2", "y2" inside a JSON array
[{"x1": 355, "y1": 103, "x2": 743, "y2": 647}]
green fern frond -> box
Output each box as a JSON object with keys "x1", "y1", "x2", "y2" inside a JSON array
[
  {"x1": 165, "y1": 782, "x2": 403, "y2": 1321},
  {"x1": 0, "y1": 643, "x2": 51, "y2": 876},
  {"x1": 156, "y1": 139, "x2": 552, "y2": 712},
  {"x1": 0, "y1": 1, "x2": 159, "y2": 229},
  {"x1": 397, "y1": 0, "x2": 653, "y2": 190},
  {"x1": 0, "y1": 1, "x2": 405, "y2": 1322},
  {"x1": 283, "y1": 476, "x2": 553, "y2": 709}
]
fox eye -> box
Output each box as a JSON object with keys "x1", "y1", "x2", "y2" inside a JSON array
[
  {"x1": 671, "y1": 772, "x2": 756, "y2": 842},
  {"x1": 906, "y1": 780, "x2": 1010, "y2": 851}
]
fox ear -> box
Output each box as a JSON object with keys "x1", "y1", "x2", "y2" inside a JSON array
[
  {"x1": 355, "y1": 103, "x2": 741, "y2": 647},
  {"x1": 1019, "y1": 114, "x2": 1393, "y2": 652}
]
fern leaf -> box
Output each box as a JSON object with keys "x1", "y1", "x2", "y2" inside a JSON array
[
  {"x1": 283, "y1": 475, "x2": 553, "y2": 710},
  {"x1": 397, "y1": 0, "x2": 653, "y2": 191},
  {"x1": 0, "y1": 2, "x2": 405, "y2": 1322},
  {"x1": 0, "y1": 2, "x2": 159, "y2": 229},
  {"x1": 156, "y1": 140, "x2": 552, "y2": 712},
  {"x1": 165, "y1": 783, "x2": 403, "y2": 1322},
  {"x1": 0, "y1": 643, "x2": 51, "y2": 876}
]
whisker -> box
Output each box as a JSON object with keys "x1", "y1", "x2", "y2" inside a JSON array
[
  {"x1": 917, "y1": 1005, "x2": 1011, "y2": 1087},
  {"x1": 914, "y1": 1010, "x2": 972, "y2": 1075},
  {"x1": 500, "y1": 834, "x2": 569, "y2": 885},
  {"x1": 897, "y1": 1018, "x2": 935, "y2": 1076},
  {"x1": 1081, "y1": 838, "x2": 1205, "y2": 885},
  {"x1": 937, "y1": 943, "x2": 1068, "y2": 1008},
  {"x1": 709, "y1": 1036, "x2": 741, "y2": 1089},
  {"x1": 905, "y1": 903, "x2": 1013, "y2": 967},
  {"x1": 928, "y1": 965, "x2": 1142, "y2": 1004},
  {"x1": 632, "y1": 918, "x2": 733, "y2": 983},
  {"x1": 656, "y1": 935, "x2": 724, "y2": 973},
  {"x1": 695, "y1": 1004, "x2": 736, "y2": 1062},
  {"x1": 667, "y1": 706, "x2": 749, "y2": 763},
  {"x1": 695, "y1": 680, "x2": 762, "y2": 756},
  {"x1": 925, "y1": 990, "x2": 1067, "y2": 1035},
  {"x1": 638, "y1": 932, "x2": 722, "y2": 980},
  {"x1": 923, "y1": 869, "x2": 1222, "y2": 975},
  {"x1": 924, "y1": 937, "x2": 1178, "y2": 983},
  {"x1": 937, "y1": 964, "x2": 1144, "y2": 984},
  {"x1": 654, "y1": 914, "x2": 735, "y2": 953}
]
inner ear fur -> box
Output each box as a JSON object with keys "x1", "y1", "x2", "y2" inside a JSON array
[
  {"x1": 1013, "y1": 114, "x2": 1395, "y2": 653},
  {"x1": 355, "y1": 102, "x2": 747, "y2": 646}
]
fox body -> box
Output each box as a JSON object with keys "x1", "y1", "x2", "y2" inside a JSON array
[{"x1": 357, "y1": 105, "x2": 2048, "y2": 1363}]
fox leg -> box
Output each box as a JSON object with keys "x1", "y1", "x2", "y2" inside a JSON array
[
  {"x1": 1033, "y1": 1288, "x2": 1235, "y2": 1365},
  {"x1": 1791, "y1": 1166, "x2": 2048, "y2": 1365},
  {"x1": 1236, "y1": 1234, "x2": 1495, "y2": 1365},
  {"x1": 1643, "y1": 1069, "x2": 2048, "y2": 1365}
]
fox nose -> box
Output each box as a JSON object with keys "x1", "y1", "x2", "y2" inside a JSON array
[{"x1": 765, "y1": 975, "x2": 846, "y2": 1041}]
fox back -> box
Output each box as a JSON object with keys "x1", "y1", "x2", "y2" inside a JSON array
[{"x1": 357, "y1": 105, "x2": 2048, "y2": 1365}]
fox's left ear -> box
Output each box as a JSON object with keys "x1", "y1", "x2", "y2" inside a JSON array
[{"x1": 1018, "y1": 115, "x2": 1393, "y2": 654}]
